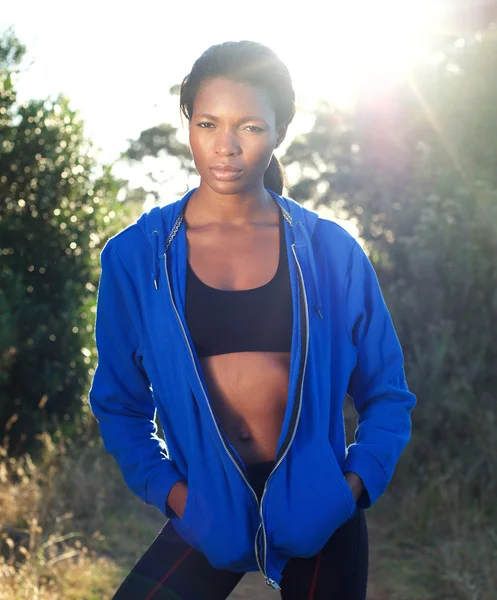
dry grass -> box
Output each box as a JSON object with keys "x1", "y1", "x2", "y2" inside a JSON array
[
  {"x1": 371, "y1": 473, "x2": 497, "y2": 600},
  {"x1": 0, "y1": 428, "x2": 163, "y2": 600},
  {"x1": 343, "y1": 398, "x2": 497, "y2": 600}
]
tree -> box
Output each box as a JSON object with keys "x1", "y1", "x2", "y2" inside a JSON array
[
  {"x1": 282, "y1": 29, "x2": 497, "y2": 503},
  {"x1": 0, "y1": 29, "x2": 131, "y2": 454},
  {"x1": 119, "y1": 86, "x2": 196, "y2": 205}
]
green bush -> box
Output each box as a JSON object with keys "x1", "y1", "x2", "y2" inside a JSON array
[{"x1": 0, "y1": 29, "x2": 130, "y2": 454}]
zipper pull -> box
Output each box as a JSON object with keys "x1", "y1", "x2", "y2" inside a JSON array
[
  {"x1": 151, "y1": 230, "x2": 160, "y2": 290},
  {"x1": 265, "y1": 577, "x2": 281, "y2": 591}
]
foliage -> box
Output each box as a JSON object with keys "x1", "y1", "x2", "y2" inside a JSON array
[
  {"x1": 0, "y1": 29, "x2": 131, "y2": 454},
  {"x1": 119, "y1": 86, "x2": 196, "y2": 204},
  {"x1": 283, "y1": 29, "x2": 497, "y2": 599}
]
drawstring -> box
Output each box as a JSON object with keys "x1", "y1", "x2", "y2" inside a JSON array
[
  {"x1": 151, "y1": 230, "x2": 160, "y2": 290},
  {"x1": 151, "y1": 212, "x2": 184, "y2": 290},
  {"x1": 296, "y1": 220, "x2": 323, "y2": 319}
]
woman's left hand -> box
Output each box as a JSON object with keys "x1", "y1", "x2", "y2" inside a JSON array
[{"x1": 344, "y1": 471, "x2": 364, "y2": 503}]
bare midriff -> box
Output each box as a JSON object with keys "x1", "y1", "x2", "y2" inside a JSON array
[{"x1": 200, "y1": 351, "x2": 290, "y2": 465}]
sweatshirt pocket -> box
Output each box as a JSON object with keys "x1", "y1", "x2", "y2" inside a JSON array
[
  {"x1": 177, "y1": 467, "x2": 197, "y2": 531},
  {"x1": 175, "y1": 453, "x2": 260, "y2": 571},
  {"x1": 169, "y1": 458, "x2": 199, "y2": 550},
  {"x1": 264, "y1": 440, "x2": 356, "y2": 558}
]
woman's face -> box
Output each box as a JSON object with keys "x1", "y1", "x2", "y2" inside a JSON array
[{"x1": 189, "y1": 77, "x2": 287, "y2": 195}]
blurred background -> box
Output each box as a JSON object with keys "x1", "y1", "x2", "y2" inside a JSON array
[{"x1": 1, "y1": 1, "x2": 496, "y2": 598}]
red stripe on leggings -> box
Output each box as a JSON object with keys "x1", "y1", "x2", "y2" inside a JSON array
[
  {"x1": 308, "y1": 550, "x2": 322, "y2": 600},
  {"x1": 145, "y1": 546, "x2": 194, "y2": 600}
]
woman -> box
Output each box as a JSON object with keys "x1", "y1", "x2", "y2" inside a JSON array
[{"x1": 89, "y1": 40, "x2": 416, "y2": 599}]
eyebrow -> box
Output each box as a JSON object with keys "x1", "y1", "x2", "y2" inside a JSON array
[{"x1": 194, "y1": 113, "x2": 269, "y2": 127}]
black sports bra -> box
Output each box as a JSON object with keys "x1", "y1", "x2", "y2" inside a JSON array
[{"x1": 185, "y1": 210, "x2": 293, "y2": 358}]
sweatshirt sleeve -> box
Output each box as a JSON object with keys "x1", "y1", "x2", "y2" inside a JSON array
[
  {"x1": 343, "y1": 241, "x2": 416, "y2": 509},
  {"x1": 88, "y1": 240, "x2": 183, "y2": 516}
]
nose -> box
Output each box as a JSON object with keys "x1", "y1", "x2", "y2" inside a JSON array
[{"x1": 215, "y1": 129, "x2": 241, "y2": 156}]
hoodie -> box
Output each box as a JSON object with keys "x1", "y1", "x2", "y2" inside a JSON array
[{"x1": 88, "y1": 187, "x2": 416, "y2": 589}]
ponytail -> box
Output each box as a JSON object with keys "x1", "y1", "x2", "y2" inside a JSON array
[{"x1": 264, "y1": 153, "x2": 286, "y2": 196}]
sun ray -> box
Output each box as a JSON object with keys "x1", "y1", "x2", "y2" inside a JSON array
[{"x1": 406, "y1": 72, "x2": 468, "y2": 181}]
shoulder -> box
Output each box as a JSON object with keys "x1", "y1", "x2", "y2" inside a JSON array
[
  {"x1": 102, "y1": 198, "x2": 185, "y2": 261},
  {"x1": 313, "y1": 215, "x2": 359, "y2": 256},
  {"x1": 102, "y1": 222, "x2": 146, "y2": 266},
  {"x1": 279, "y1": 193, "x2": 358, "y2": 252}
]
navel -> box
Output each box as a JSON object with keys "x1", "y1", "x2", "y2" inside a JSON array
[{"x1": 238, "y1": 424, "x2": 252, "y2": 442}]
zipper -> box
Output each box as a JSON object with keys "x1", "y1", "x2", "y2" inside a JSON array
[
  {"x1": 256, "y1": 243, "x2": 310, "y2": 589},
  {"x1": 163, "y1": 254, "x2": 265, "y2": 572},
  {"x1": 163, "y1": 240, "x2": 310, "y2": 590}
]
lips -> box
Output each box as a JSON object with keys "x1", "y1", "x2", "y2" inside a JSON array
[
  {"x1": 210, "y1": 164, "x2": 243, "y2": 171},
  {"x1": 209, "y1": 165, "x2": 244, "y2": 181}
]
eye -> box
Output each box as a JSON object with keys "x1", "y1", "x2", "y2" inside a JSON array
[
  {"x1": 197, "y1": 122, "x2": 215, "y2": 128},
  {"x1": 244, "y1": 125, "x2": 264, "y2": 132}
]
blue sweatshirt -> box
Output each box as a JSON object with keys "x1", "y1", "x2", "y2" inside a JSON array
[{"x1": 89, "y1": 188, "x2": 416, "y2": 589}]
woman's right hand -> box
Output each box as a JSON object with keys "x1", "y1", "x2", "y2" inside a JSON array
[{"x1": 166, "y1": 480, "x2": 189, "y2": 518}]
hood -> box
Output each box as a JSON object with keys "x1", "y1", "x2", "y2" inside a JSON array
[{"x1": 136, "y1": 187, "x2": 323, "y2": 317}]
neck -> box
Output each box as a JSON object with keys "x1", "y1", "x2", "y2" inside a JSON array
[{"x1": 186, "y1": 182, "x2": 276, "y2": 225}]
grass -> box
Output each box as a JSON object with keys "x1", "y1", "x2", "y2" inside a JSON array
[
  {"x1": 0, "y1": 427, "x2": 164, "y2": 600},
  {"x1": 367, "y1": 469, "x2": 497, "y2": 600},
  {"x1": 342, "y1": 398, "x2": 497, "y2": 600}
]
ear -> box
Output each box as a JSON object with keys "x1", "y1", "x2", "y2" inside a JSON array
[{"x1": 275, "y1": 124, "x2": 288, "y2": 149}]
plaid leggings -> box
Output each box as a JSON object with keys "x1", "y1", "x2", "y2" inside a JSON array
[{"x1": 112, "y1": 462, "x2": 368, "y2": 599}]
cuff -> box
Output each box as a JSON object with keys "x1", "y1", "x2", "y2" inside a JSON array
[
  {"x1": 343, "y1": 445, "x2": 389, "y2": 509},
  {"x1": 146, "y1": 461, "x2": 184, "y2": 518}
]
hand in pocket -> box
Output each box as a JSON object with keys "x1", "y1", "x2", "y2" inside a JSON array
[{"x1": 166, "y1": 480, "x2": 189, "y2": 519}]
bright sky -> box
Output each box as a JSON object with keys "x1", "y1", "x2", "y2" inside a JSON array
[{"x1": 2, "y1": 0, "x2": 445, "y2": 167}]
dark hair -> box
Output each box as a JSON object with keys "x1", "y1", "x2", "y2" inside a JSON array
[{"x1": 180, "y1": 41, "x2": 295, "y2": 195}]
